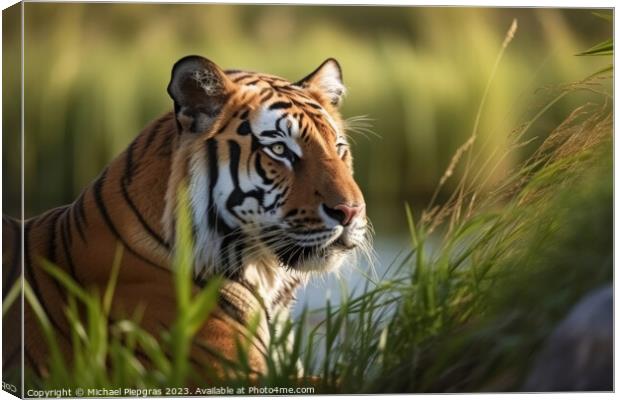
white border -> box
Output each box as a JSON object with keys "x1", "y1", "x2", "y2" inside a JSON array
[{"x1": 0, "y1": 2, "x2": 615, "y2": 400}]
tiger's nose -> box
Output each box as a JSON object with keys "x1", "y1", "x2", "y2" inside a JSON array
[{"x1": 323, "y1": 203, "x2": 365, "y2": 226}]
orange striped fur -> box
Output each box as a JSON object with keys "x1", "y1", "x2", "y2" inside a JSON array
[{"x1": 2, "y1": 56, "x2": 370, "y2": 380}]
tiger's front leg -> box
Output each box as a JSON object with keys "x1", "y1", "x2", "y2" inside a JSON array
[{"x1": 111, "y1": 279, "x2": 269, "y2": 382}]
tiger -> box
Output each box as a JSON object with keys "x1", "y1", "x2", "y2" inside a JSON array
[{"x1": 2, "y1": 55, "x2": 369, "y2": 383}]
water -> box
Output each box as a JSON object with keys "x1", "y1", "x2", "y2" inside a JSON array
[{"x1": 292, "y1": 236, "x2": 411, "y2": 318}]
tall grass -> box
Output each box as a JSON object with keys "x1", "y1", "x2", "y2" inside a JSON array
[
  {"x1": 2, "y1": 7, "x2": 612, "y2": 393},
  {"x1": 6, "y1": 69, "x2": 611, "y2": 392},
  {"x1": 12, "y1": 187, "x2": 225, "y2": 390},
  {"x1": 5, "y1": 5, "x2": 611, "y2": 236}
]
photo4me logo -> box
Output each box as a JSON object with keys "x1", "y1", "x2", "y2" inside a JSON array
[{"x1": 248, "y1": 386, "x2": 315, "y2": 395}]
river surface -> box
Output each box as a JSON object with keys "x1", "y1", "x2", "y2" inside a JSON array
[{"x1": 292, "y1": 236, "x2": 411, "y2": 318}]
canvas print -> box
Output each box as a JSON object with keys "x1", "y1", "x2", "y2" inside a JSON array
[{"x1": 1, "y1": 2, "x2": 613, "y2": 397}]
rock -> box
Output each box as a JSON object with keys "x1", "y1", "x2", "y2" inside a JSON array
[{"x1": 523, "y1": 284, "x2": 612, "y2": 391}]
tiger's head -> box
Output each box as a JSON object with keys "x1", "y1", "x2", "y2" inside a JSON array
[{"x1": 165, "y1": 56, "x2": 369, "y2": 286}]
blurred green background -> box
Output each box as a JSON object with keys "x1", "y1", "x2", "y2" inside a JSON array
[{"x1": 3, "y1": 4, "x2": 611, "y2": 241}]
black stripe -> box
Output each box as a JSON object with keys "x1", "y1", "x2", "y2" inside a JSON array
[
  {"x1": 223, "y1": 141, "x2": 266, "y2": 277},
  {"x1": 217, "y1": 296, "x2": 253, "y2": 328},
  {"x1": 289, "y1": 226, "x2": 331, "y2": 236},
  {"x1": 25, "y1": 349, "x2": 37, "y2": 371},
  {"x1": 42, "y1": 210, "x2": 81, "y2": 324},
  {"x1": 221, "y1": 239, "x2": 233, "y2": 277},
  {"x1": 121, "y1": 140, "x2": 170, "y2": 249},
  {"x1": 260, "y1": 90, "x2": 275, "y2": 102},
  {"x1": 283, "y1": 209, "x2": 299, "y2": 219},
  {"x1": 301, "y1": 124, "x2": 309, "y2": 139},
  {"x1": 59, "y1": 210, "x2": 80, "y2": 284},
  {"x1": 50, "y1": 209, "x2": 80, "y2": 313},
  {"x1": 71, "y1": 201, "x2": 87, "y2": 243},
  {"x1": 219, "y1": 232, "x2": 245, "y2": 280},
  {"x1": 3, "y1": 218, "x2": 20, "y2": 298},
  {"x1": 275, "y1": 115, "x2": 289, "y2": 135},
  {"x1": 76, "y1": 191, "x2": 88, "y2": 226},
  {"x1": 156, "y1": 131, "x2": 174, "y2": 157},
  {"x1": 260, "y1": 130, "x2": 282, "y2": 139},
  {"x1": 217, "y1": 116, "x2": 233, "y2": 134},
  {"x1": 237, "y1": 277, "x2": 273, "y2": 322},
  {"x1": 264, "y1": 192, "x2": 283, "y2": 212},
  {"x1": 225, "y1": 140, "x2": 248, "y2": 213},
  {"x1": 191, "y1": 335, "x2": 265, "y2": 373},
  {"x1": 231, "y1": 74, "x2": 252, "y2": 83},
  {"x1": 206, "y1": 139, "x2": 219, "y2": 229},
  {"x1": 254, "y1": 153, "x2": 273, "y2": 185},
  {"x1": 272, "y1": 276, "x2": 301, "y2": 308},
  {"x1": 2, "y1": 346, "x2": 20, "y2": 370},
  {"x1": 306, "y1": 101, "x2": 322, "y2": 109},
  {"x1": 236, "y1": 120, "x2": 252, "y2": 136},
  {"x1": 124, "y1": 138, "x2": 137, "y2": 184},
  {"x1": 48, "y1": 208, "x2": 65, "y2": 264},
  {"x1": 142, "y1": 127, "x2": 159, "y2": 155},
  {"x1": 233, "y1": 240, "x2": 245, "y2": 276},
  {"x1": 23, "y1": 221, "x2": 72, "y2": 344},
  {"x1": 93, "y1": 169, "x2": 169, "y2": 273},
  {"x1": 269, "y1": 101, "x2": 292, "y2": 110},
  {"x1": 62, "y1": 207, "x2": 73, "y2": 246},
  {"x1": 141, "y1": 116, "x2": 167, "y2": 157},
  {"x1": 33, "y1": 207, "x2": 59, "y2": 228},
  {"x1": 280, "y1": 185, "x2": 289, "y2": 198}
]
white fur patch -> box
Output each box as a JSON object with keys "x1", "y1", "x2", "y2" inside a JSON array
[
  {"x1": 189, "y1": 148, "x2": 220, "y2": 279},
  {"x1": 319, "y1": 107, "x2": 341, "y2": 137},
  {"x1": 192, "y1": 69, "x2": 223, "y2": 96},
  {"x1": 243, "y1": 262, "x2": 289, "y2": 309},
  {"x1": 316, "y1": 62, "x2": 345, "y2": 102},
  {"x1": 306, "y1": 60, "x2": 346, "y2": 106},
  {"x1": 251, "y1": 106, "x2": 303, "y2": 169}
]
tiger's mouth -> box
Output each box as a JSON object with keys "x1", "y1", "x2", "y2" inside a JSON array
[
  {"x1": 275, "y1": 241, "x2": 349, "y2": 269},
  {"x1": 274, "y1": 231, "x2": 361, "y2": 270},
  {"x1": 254, "y1": 222, "x2": 367, "y2": 271}
]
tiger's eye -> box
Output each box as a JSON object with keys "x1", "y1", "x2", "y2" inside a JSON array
[{"x1": 270, "y1": 143, "x2": 286, "y2": 156}]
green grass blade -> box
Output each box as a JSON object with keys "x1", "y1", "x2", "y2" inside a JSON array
[
  {"x1": 576, "y1": 39, "x2": 613, "y2": 56},
  {"x1": 2, "y1": 278, "x2": 21, "y2": 316}
]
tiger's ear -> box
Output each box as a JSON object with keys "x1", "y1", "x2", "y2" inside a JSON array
[
  {"x1": 167, "y1": 55, "x2": 236, "y2": 134},
  {"x1": 295, "y1": 58, "x2": 345, "y2": 107}
]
